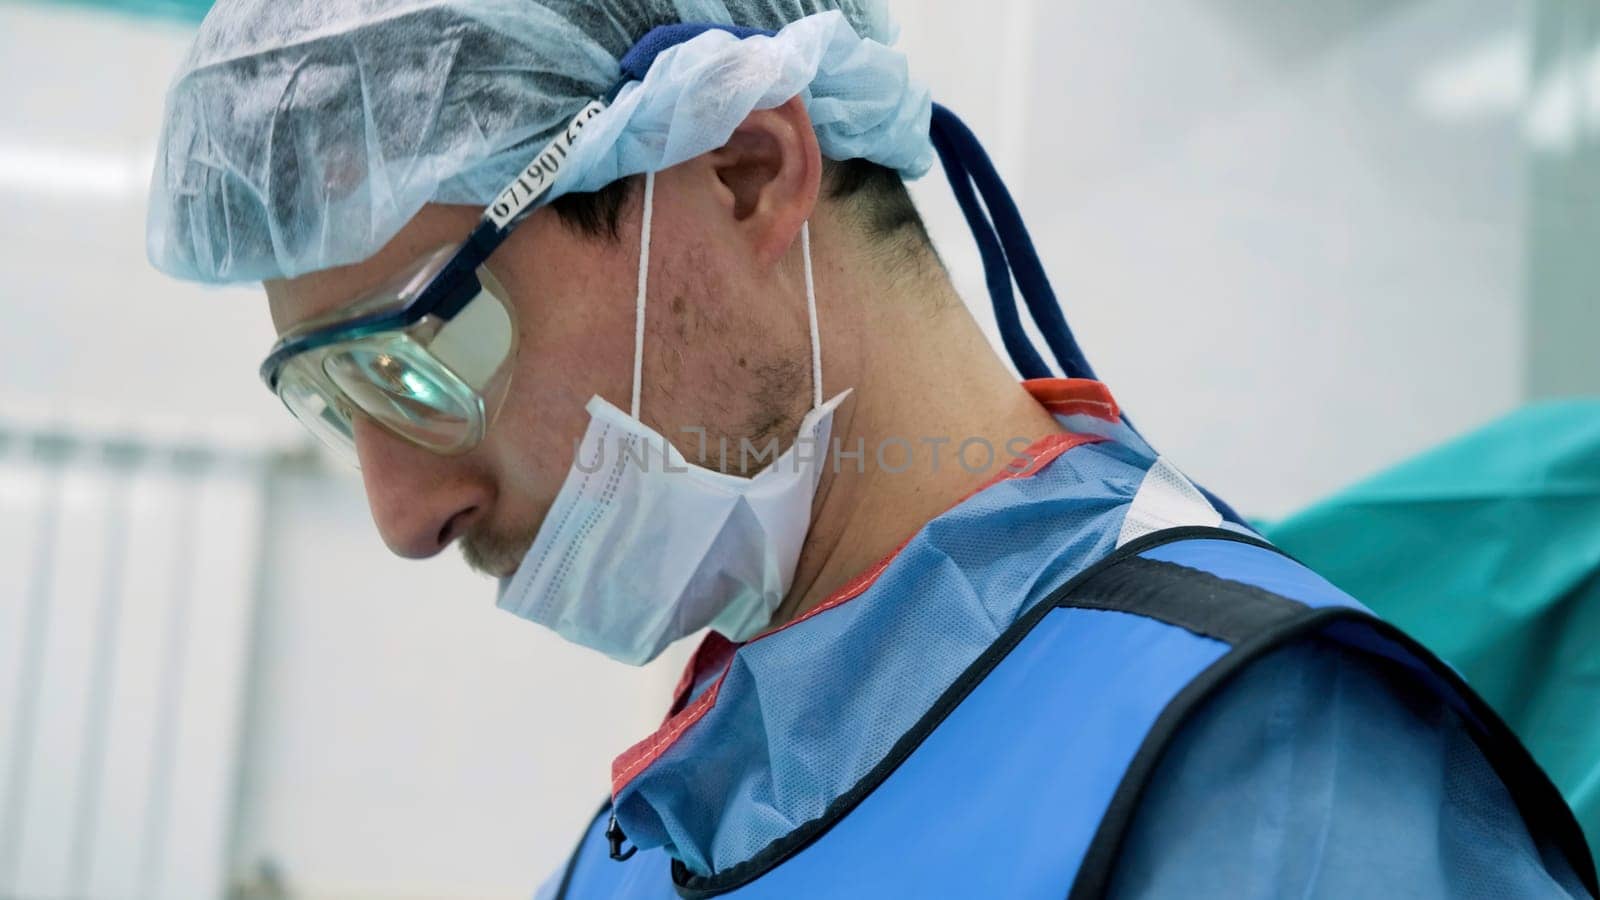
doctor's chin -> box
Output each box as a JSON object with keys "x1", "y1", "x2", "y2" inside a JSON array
[{"x1": 4, "y1": 0, "x2": 1597, "y2": 897}]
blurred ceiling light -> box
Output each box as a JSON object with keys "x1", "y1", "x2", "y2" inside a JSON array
[
  {"x1": 1413, "y1": 33, "x2": 1527, "y2": 122},
  {"x1": 1415, "y1": 31, "x2": 1600, "y2": 154},
  {"x1": 0, "y1": 142, "x2": 150, "y2": 198},
  {"x1": 1524, "y1": 40, "x2": 1600, "y2": 154}
]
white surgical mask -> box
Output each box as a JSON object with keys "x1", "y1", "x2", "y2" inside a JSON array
[{"x1": 497, "y1": 170, "x2": 848, "y2": 665}]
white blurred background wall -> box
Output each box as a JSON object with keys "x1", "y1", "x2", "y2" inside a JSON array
[{"x1": 0, "y1": 0, "x2": 1594, "y2": 897}]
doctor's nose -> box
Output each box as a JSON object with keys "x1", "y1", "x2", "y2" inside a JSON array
[{"x1": 352, "y1": 416, "x2": 493, "y2": 559}]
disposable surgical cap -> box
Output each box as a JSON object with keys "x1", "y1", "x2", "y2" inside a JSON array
[{"x1": 147, "y1": 0, "x2": 933, "y2": 284}]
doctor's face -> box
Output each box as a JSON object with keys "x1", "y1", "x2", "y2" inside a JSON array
[{"x1": 264, "y1": 176, "x2": 815, "y2": 577}]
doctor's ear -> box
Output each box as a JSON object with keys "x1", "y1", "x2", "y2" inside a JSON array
[{"x1": 704, "y1": 96, "x2": 823, "y2": 264}]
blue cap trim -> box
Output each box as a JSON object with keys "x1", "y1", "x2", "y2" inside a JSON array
[{"x1": 619, "y1": 23, "x2": 777, "y2": 83}]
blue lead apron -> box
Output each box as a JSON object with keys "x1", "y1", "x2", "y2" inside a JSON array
[{"x1": 551, "y1": 528, "x2": 1596, "y2": 899}]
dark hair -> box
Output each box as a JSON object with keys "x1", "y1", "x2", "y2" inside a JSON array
[{"x1": 548, "y1": 157, "x2": 936, "y2": 268}]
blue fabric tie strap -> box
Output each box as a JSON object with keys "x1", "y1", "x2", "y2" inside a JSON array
[
  {"x1": 929, "y1": 110, "x2": 1053, "y2": 380},
  {"x1": 927, "y1": 105, "x2": 1248, "y2": 526},
  {"x1": 931, "y1": 105, "x2": 1099, "y2": 382}
]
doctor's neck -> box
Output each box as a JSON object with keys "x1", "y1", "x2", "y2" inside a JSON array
[{"x1": 769, "y1": 211, "x2": 1065, "y2": 628}]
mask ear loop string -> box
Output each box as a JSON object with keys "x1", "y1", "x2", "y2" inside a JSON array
[
  {"x1": 631, "y1": 170, "x2": 823, "y2": 417},
  {"x1": 802, "y1": 222, "x2": 822, "y2": 410},
  {"x1": 631, "y1": 169, "x2": 657, "y2": 419}
]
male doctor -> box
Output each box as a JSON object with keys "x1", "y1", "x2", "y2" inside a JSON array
[{"x1": 149, "y1": 0, "x2": 1594, "y2": 896}]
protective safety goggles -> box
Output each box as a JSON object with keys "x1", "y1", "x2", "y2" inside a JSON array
[
  {"x1": 259, "y1": 100, "x2": 607, "y2": 465},
  {"x1": 259, "y1": 245, "x2": 517, "y2": 466}
]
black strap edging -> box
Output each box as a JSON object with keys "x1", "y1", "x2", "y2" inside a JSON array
[{"x1": 1065, "y1": 556, "x2": 1308, "y2": 645}]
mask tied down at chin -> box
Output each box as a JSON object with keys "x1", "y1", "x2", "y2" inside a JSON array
[{"x1": 497, "y1": 170, "x2": 849, "y2": 665}]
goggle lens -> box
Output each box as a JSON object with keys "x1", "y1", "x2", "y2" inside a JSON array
[
  {"x1": 278, "y1": 358, "x2": 360, "y2": 467},
  {"x1": 322, "y1": 335, "x2": 484, "y2": 455}
]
